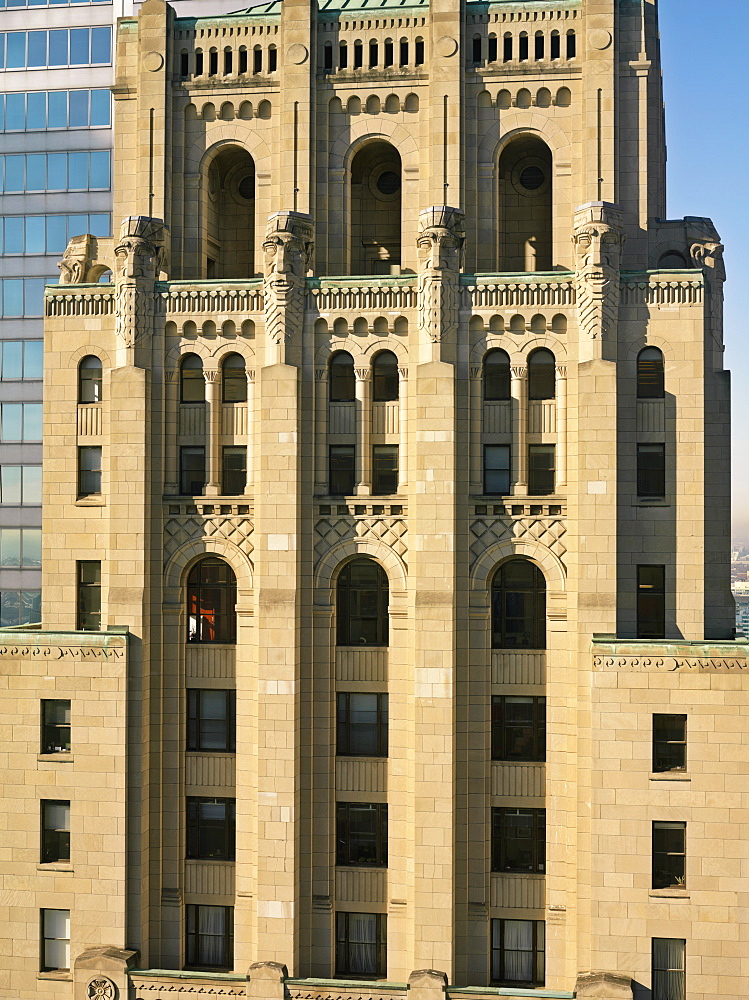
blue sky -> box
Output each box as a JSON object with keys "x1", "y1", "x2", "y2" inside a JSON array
[{"x1": 658, "y1": 1, "x2": 749, "y2": 539}]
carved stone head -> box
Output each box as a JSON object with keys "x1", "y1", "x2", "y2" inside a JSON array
[
  {"x1": 263, "y1": 211, "x2": 314, "y2": 282},
  {"x1": 114, "y1": 216, "x2": 167, "y2": 283},
  {"x1": 417, "y1": 206, "x2": 465, "y2": 274},
  {"x1": 686, "y1": 217, "x2": 725, "y2": 281},
  {"x1": 573, "y1": 202, "x2": 625, "y2": 291}
]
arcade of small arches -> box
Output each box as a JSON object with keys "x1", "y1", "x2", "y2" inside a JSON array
[{"x1": 183, "y1": 554, "x2": 549, "y2": 650}]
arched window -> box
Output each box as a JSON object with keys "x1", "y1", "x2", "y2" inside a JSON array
[
  {"x1": 372, "y1": 351, "x2": 399, "y2": 401},
  {"x1": 527, "y1": 349, "x2": 555, "y2": 400},
  {"x1": 492, "y1": 560, "x2": 546, "y2": 649},
  {"x1": 330, "y1": 351, "x2": 356, "y2": 402},
  {"x1": 637, "y1": 347, "x2": 665, "y2": 399},
  {"x1": 337, "y1": 558, "x2": 389, "y2": 646},
  {"x1": 181, "y1": 354, "x2": 205, "y2": 403},
  {"x1": 350, "y1": 140, "x2": 402, "y2": 274},
  {"x1": 222, "y1": 353, "x2": 247, "y2": 403},
  {"x1": 497, "y1": 134, "x2": 552, "y2": 271},
  {"x1": 78, "y1": 355, "x2": 102, "y2": 403},
  {"x1": 187, "y1": 557, "x2": 237, "y2": 643},
  {"x1": 483, "y1": 349, "x2": 511, "y2": 401}
]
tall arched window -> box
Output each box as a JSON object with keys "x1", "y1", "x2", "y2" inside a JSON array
[
  {"x1": 372, "y1": 351, "x2": 399, "y2": 402},
  {"x1": 181, "y1": 354, "x2": 205, "y2": 403},
  {"x1": 337, "y1": 559, "x2": 389, "y2": 646},
  {"x1": 78, "y1": 355, "x2": 102, "y2": 403},
  {"x1": 350, "y1": 141, "x2": 402, "y2": 275},
  {"x1": 527, "y1": 349, "x2": 555, "y2": 400},
  {"x1": 222, "y1": 353, "x2": 247, "y2": 403},
  {"x1": 483, "y1": 349, "x2": 511, "y2": 401},
  {"x1": 330, "y1": 351, "x2": 356, "y2": 402},
  {"x1": 637, "y1": 347, "x2": 665, "y2": 399},
  {"x1": 497, "y1": 135, "x2": 553, "y2": 271},
  {"x1": 187, "y1": 557, "x2": 237, "y2": 643},
  {"x1": 492, "y1": 560, "x2": 546, "y2": 649}
]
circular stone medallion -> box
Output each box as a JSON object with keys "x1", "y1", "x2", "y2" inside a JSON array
[
  {"x1": 589, "y1": 28, "x2": 612, "y2": 50},
  {"x1": 143, "y1": 50, "x2": 164, "y2": 72},
  {"x1": 88, "y1": 979, "x2": 117, "y2": 1000},
  {"x1": 287, "y1": 43, "x2": 309, "y2": 65},
  {"x1": 436, "y1": 35, "x2": 458, "y2": 58}
]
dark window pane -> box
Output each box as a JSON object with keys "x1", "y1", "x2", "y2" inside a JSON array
[
  {"x1": 492, "y1": 808, "x2": 545, "y2": 873},
  {"x1": 652, "y1": 822, "x2": 686, "y2": 889},
  {"x1": 637, "y1": 443, "x2": 665, "y2": 497},
  {"x1": 638, "y1": 347, "x2": 665, "y2": 398},
  {"x1": 491, "y1": 919, "x2": 545, "y2": 986},
  {"x1": 653, "y1": 714, "x2": 687, "y2": 772},
  {"x1": 181, "y1": 354, "x2": 205, "y2": 402},
  {"x1": 484, "y1": 445, "x2": 510, "y2": 495},
  {"x1": 41, "y1": 799, "x2": 70, "y2": 863},
  {"x1": 337, "y1": 559, "x2": 389, "y2": 646},
  {"x1": 187, "y1": 797, "x2": 235, "y2": 860},
  {"x1": 492, "y1": 559, "x2": 546, "y2": 649},
  {"x1": 186, "y1": 904, "x2": 233, "y2": 970},
  {"x1": 222, "y1": 447, "x2": 247, "y2": 495},
  {"x1": 372, "y1": 445, "x2": 398, "y2": 495},
  {"x1": 77, "y1": 560, "x2": 101, "y2": 630},
  {"x1": 528, "y1": 444, "x2": 555, "y2": 496},
  {"x1": 652, "y1": 938, "x2": 685, "y2": 1000},
  {"x1": 329, "y1": 352, "x2": 355, "y2": 401},
  {"x1": 78, "y1": 445, "x2": 102, "y2": 495},
  {"x1": 337, "y1": 692, "x2": 388, "y2": 757},
  {"x1": 484, "y1": 349, "x2": 511, "y2": 401},
  {"x1": 180, "y1": 447, "x2": 206, "y2": 496},
  {"x1": 528, "y1": 349, "x2": 555, "y2": 399},
  {"x1": 42, "y1": 699, "x2": 71, "y2": 753},
  {"x1": 492, "y1": 696, "x2": 545, "y2": 762},
  {"x1": 329, "y1": 445, "x2": 355, "y2": 496},
  {"x1": 79, "y1": 355, "x2": 102, "y2": 402},
  {"x1": 637, "y1": 565, "x2": 665, "y2": 639},
  {"x1": 188, "y1": 689, "x2": 235, "y2": 751},
  {"x1": 337, "y1": 802, "x2": 387, "y2": 866},
  {"x1": 187, "y1": 558, "x2": 237, "y2": 643},
  {"x1": 372, "y1": 350, "x2": 398, "y2": 401},
  {"x1": 222, "y1": 354, "x2": 247, "y2": 402},
  {"x1": 336, "y1": 912, "x2": 386, "y2": 977}
]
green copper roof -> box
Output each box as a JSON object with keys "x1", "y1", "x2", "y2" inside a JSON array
[{"x1": 233, "y1": 0, "x2": 426, "y2": 14}]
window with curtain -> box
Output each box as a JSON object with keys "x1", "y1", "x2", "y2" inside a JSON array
[
  {"x1": 185, "y1": 904, "x2": 233, "y2": 970},
  {"x1": 41, "y1": 908, "x2": 70, "y2": 972},
  {"x1": 652, "y1": 938, "x2": 685, "y2": 1000},
  {"x1": 372, "y1": 350, "x2": 399, "y2": 401},
  {"x1": 188, "y1": 689, "x2": 236, "y2": 752},
  {"x1": 180, "y1": 354, "x2": 205, "y2": 403},
  {"x1": 336, "y1": 559, "x2": 389, "y2": 646},
  {"x1": 483, "y1": 349, "x2": 511, "y2": 401},
  {"x1": 329, "y1": 351, "x2": 355, "y2": 402},
  {"x1": 637, "y1": 347, "x2": 665, "y2": 399},
  {"x1": 491, "y1": 559, "x2": 546, "y2": 649},
  {"x1": 335, "y1": 911, "x2": 386, "y2": 977},
  {"x1": 78, "y1": 354, "x2": 102, "y2": 403},
  {"x1": 527, "y1": 349, "x2": 555, "y2": 400},
  {"x1": 491, "y1": 919, "x2": 544, "y2": 985},
  {"x1": 492, "y1": 808, "x2": 545, "y2": 872},
  {"x1": 187, "y1": 558, "x2": 237, "y2": 644},
  {"x1": 221, "y1": 353, "x2": 247, "y2": 403}
]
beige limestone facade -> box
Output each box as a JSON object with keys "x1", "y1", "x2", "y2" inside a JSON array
[{"x1": 0, "y1": 1, "x2": 746, "y2": 999}]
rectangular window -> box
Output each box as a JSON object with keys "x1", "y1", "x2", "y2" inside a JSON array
[
  {"x1": 372, "y1": 444, "x2": 398, "y2": 496},
  {"x1": 652, "y1": 821, "x2": 686, "y2": 889},
  {"x1": 0, "y1": 527, "x2": 41, "y2": 567},
  {"x1": 491, "y1": 919, "x2": 544, "y2": 986},
  {"x1": 1, "y1": 588, "x2": 41, "y2": 626},
  {"x1": 180, "y1": 447, "x2": 206, "y2": 496},
  {"x1": 653, "y1": 714, "x2": 687, "y2": 773},
  {"x1": 0, "y1": 89, "x2": 110, "y2": 132},
  {"x1": 335, "y1": 911, "x2": 386, "y2": 977},
  {"x1": 0, "y1": 28, "x2": 111, "y2": 70},
  {"x1": 491, "y1": 696, "x2": 545, "y2": 762},
  {"x1": 77, "y1": 446, "x2": 102, "y2": 496},
  {"x1": 0, "y1": 213, "x2": 110, "y2": 254},
  {"x1": 637, "y1": 565, "x2": 665, "y2": 639},
  {"x1": 41, "y1": 799, "x2": 70, "y2": 863},
  {"x1": 0, "y1": 151, "x2": 110, "y2": 193},
  {"x1": 652, "y1": 938, "x2": 685, "y2": 1000},
  {"x1": 0, "y1": 277, "x2": 48, "y2": 317},
  {"x1": 528, "y1": 444, "x2": 555, "y2": 495},
  {"x1": 336, "y1": 802, "x2": 388, "y2": 867},
  {"x1": 77, "y1": 560, "x2": 101, "y2": 631},
  {"x1": 1, "y1": 402, "x2": 42, "y2": 441},
  {"x1": 637, "y1": 443, "x2": 666, "y2": 498},
  {"x1": 337, "y1": 692, "x2": 388, "y2": 757},
  {"x1": 185, "y1": 904, "x2": 233, "y2": 970},
  {"x1": 0, "y1": 340, "x2": 43, "y2": 378},
  {"x1": 41, "y1": 699, "x2": 71, "y2": 753},
  {"x1": 221, "y1": 446, "x2": 247, "y2": 496},
  {"x1": 492, "y1": 808, "x2": 545, "y2": 873},
  {"x1": 187, "y1": 690, "x2": 236, "y2": 752},
  {"x1": 329, "y1": 445, "x2": 355, "y2": 496},
  {"x1": 0, "y1": 465, "x2": 42, "y2": 504},
  {"x1": 40, "y1": 908, "x2": 70, "y2": 972},
  {"x1": 186, "y1": 797, "x2": 236, "y2": 860},
  {"x1": 484, "y1": 444, "x2": 511, "y2": 495}
]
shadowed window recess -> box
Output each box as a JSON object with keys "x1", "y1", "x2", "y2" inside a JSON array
[
  {"x1": 41, "y1": 699, "x2": 70, "y2": 753},
  {"x1": 527, "y1": 348, "x2": 555, "y2": 399},
  {"x1": 372, "y1": 350, "x2": 398, "y2": 401},
  {"x1": 336, "y1": 912, "x2": 386, "y2": 978},
  {"x1": 336, "y1": 802, "x2": 387, "y2": 867},
  {"x1": 498, "y1": 135, "x2": 552, "y2": 272},
  {"x1": 180, "y1": 446, "x2": 206, "y2": 496},
  {"x1": 492, "y1": 559, "x2": 546, "y2": 649},
  {"x1": 221, "y1": 353, "x2": 247, "y2": 402},
  {"x1": 637, "y1": 347, "x2": 665, "y2": 399},
  {"x1": 637, "y1": 565, "x2": 665, "y2": 639},
  {"x1": 76, "y1": 560, "x2": 100, "y2": 631},
  {"x1": 337, "y1": 692, "x2": 388, "y2": 757},
  {"x1": 180, "y1": 353, "x2": 205, "y2": 403},
  {"x1": 492, "y1": 696, "x2": 545, "y2": 761},
  {"x1": 484, "y1": 444, "x2": 511, "y2": 496},
  {"x1": 372, "y1": 445, "x2": 398, "y2": 495},
  {"x1": 652, "y1": 714, "x2": 686, "y2": 773},
  {"x1": 637, "y1": 443, "x2": 665, "y2": 498},
  {"x1": 222, "y1": 446, "x2": 247, "y2": 495},
  {"x1": 337, "y1": 558, "x2": 389, "y2": 647},
  {"x1": 188, "y1": 689, "x2": 236, "y2": 752},
  {"x1": 350, "y1": 140, "x2": 402, "y2": 274},
  {"x1": 186, "y1": 904, "x2": 233, "y2": 971},
  {"x1": 329, "y1": 444, "x2": 355, "y2": 496},
  {"x1": 491, "y1": 919, "x2": 544, "y2": 986},
  {"x1": 652, "y1": 821, "x2": 686, "y2": 889},
  {"x1": 186, "y1": 797, "x2": 236, "y2": 860},
  {"x1": 329, "y1": 351, "x2": 355, "y2": 402},
  {"x1": 187, "y1": 558, "x2": 237, "y2": 644},
  {"x1": 483, "y1": 349, "x2": 511, "y2": 401},
  {"x1": 492, "y1": 807, "x2": 545, "y2": 873}
]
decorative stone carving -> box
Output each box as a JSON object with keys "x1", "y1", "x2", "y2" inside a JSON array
[
  {"x1": 315, "y1": 516, "x2": 407, "y2": 563},
  {"x1": 57, "y1": 234, "x2": 113, "y2": 284},
  {"x1": 593, "y1": 654, "x2": 746, "y2": 672},
  {"x1": 470, "y1": 516, "x2": 567, "y2": 567},
  {"x1": 575, "y1": 971, "x2": 634, "y2": 999},
  {"x1": 88, "y1": 978, "x2": 117, "y2": 1000},
  {"x1": 114, "y1": 216, "x2": 168, "y2": 352},
  {"x1": 573, "y1": 202, "x2": 625, "y2": 357},
  {"x1": 163, "y1": 515, "x2": 254, "y2": 565},
  {"x1": 686, "y1": 216, "x2": 725, "y2": 351},
  {"x1": 263, "y1": 210, "x2": 314, "y2": 350},
  {"x1": 416, "y1": 206, "x2": 465, "y2": 346}
]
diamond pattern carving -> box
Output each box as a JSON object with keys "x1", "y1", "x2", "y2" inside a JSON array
[
  {"x1": 470, "y1": 517, "x2": 567, "y2": 567},
  {"x1": 315, "y1": 517, "x2": 407, "y2": 563},
  {"x1": 164, "y1": 516, "x2": 254, "y2": 565}
]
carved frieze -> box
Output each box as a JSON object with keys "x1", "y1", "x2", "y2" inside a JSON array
[
  {"x1": 470, "y1": 517, "x2": 567, "y2": 567},
  {"x1": 164, "y1": 516, "x2": 254, "y2": 565},
  {"x1": 593, "y1": 654, "x2": 746, "y2": 672},
  {"x1": 315, "y1": 516, "x2": 407, "y2": 563}
]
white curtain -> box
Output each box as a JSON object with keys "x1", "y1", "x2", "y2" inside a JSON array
[
  {"x1": 347, "y1": 913, "x2": 377, "y2": 975},
  {"x1": 653, "y1": 938, "x2": 685, "y2": 1000},
  {"x1": 199, "y1": 906, "x2": 227, "y2": 965},
  {"x1": 503, "y1": 919, "x2": 533, "y2": 982},
  {"x1": 43, "y1": 909, "x2": 70, "y2": 971}
]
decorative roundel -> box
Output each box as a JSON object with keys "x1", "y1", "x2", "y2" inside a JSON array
[
  {"x1": 519, "y1": 166, "x2": 545, "y2": 192},
  {"x1": 287, "y1": 43, "x2": 308, "y2": 65},
  {"x1": 143, "y1": 50, "x2": 164, "y2": 72},
  {"x1": 88, "y1": 979, "x2": 116, "y2": 1000},
  {"x1": 376, "y1": 171, "x2": 401, "y2": 196},
  {"x1": 238, "y1": 174, "x2": 255, "y2": 201}
]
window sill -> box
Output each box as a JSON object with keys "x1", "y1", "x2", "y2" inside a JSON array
[
  {"x1": 635, "y1": 498, "x2": 670, "y2": 506},
  {"x1": 37, "y1": 753, "x2": 74, "y2": 763},
  {"x1": 76, "y1": 495, "x2": 105, "y2": 506},
  {"x1": 37, "y1": 863, "x2": 73, "y2": 872},
  {"x1": 649, "y1": 772, "x2": 690, "y2": 781},
  {"x1": 38, "y1": 972, "x2": 72, "y2": 981},
  {"x1": 649, "y1": 889, "x2": 689, "y2": 898}
]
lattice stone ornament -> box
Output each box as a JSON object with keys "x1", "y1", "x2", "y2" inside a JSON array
[
  {"x1": 88, "y1": 979, "x2": 117, "y2": 1000},
  {"x1": 470, "y1": 516, "x2": 567, "y2": 567},
  {"x1": 315, "y1": 516, "x2": 407, "y2": 563},
  {"x1": 164, "y1": 516, "x2": 254, "y2": 565}
]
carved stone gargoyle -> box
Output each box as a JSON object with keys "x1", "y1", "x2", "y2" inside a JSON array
[
  {"x1": 416, "y1": 205, "x2": 465, "y2": 350},
  {"x1": 572, "y1": 201, "x2": 626, "y2": 362},
  {"x1": 58, "y1": 234, "x2": 114, "y2": 284},
  {"x1": 262, "y1": 210, "x2": 314, "y2": 357}
]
